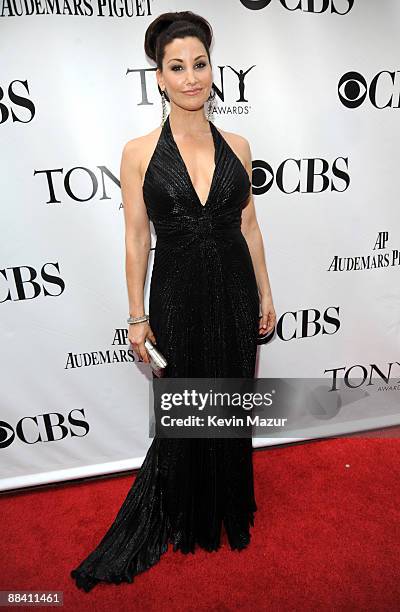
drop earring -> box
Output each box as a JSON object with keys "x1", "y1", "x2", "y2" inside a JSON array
[
  {"x1": 206, "y1": 88, "x2": 216, "y2": 122},
  {"x1": 160, "y1": 89, "x2": 169, "y2": 126}
]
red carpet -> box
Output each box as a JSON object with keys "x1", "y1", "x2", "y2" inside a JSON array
[{"x1": 1, "y1": 435, "x2": 399, "y2": 611}]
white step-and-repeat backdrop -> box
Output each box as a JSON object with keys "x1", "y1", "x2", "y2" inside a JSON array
[{"x1": 2, "y1": 0, "x2": 399, "y2": 491}]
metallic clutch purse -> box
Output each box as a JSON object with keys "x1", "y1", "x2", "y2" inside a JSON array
[{"x1": 144, "y1": 338, "x2": 168, "y2": 376}]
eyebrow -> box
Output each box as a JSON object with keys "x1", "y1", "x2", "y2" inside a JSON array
[{"x1": 167, "y1": 54, "x2": 207, "y2": 64}]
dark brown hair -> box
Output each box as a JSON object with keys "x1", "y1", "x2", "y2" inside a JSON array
[{"x1": 144, "y1": 11, "x2": 213, "y2": 101}]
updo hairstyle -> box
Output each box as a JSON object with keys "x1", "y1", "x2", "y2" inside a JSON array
[{"x1": 144, "y1": 11, "x2": 213, "y2": 102}]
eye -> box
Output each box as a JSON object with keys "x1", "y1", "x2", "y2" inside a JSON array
[{"x1": 171, "y1": 62, "x2": 207, "y2": 72}]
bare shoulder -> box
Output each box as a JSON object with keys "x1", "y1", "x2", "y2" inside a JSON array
[
  {"x1": 121, "y1": 125, "x2": 163, "y2": 180},
  {"x1": 217, "y1": 126, "x2": 251, "y2": 168}
]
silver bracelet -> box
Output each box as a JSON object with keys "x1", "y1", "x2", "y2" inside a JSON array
[{"x1": 127, "y1": 314, "x2": 149, "y2": 325}]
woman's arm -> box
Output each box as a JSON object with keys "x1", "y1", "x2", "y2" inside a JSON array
[
  {"x1": 239, "y1": 137, "x2": 276, "y2": 335},
  {"x1": 120, "y1": 138, "x2": 155, "y2": 362}
]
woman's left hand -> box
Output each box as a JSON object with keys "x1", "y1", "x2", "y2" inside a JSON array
[{"x1": 259, "y1": 295, "x2": 276, "y2": 335}]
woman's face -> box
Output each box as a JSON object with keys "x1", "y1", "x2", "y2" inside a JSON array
[{"x1": 158, "y1": 36, "x2": 213, "y2": 110}]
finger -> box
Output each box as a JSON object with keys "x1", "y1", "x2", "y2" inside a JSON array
[
  {"x1": 133, "y1": 341, "x2": 148, "y2": 363},
  {"x1": 265, "y1": 312, "x2": 276, "y2": 332},
  {"x1": 133, "y1": 347, "x2": 143, "y2": 361},
  {"x1": 140, "y1": 344, "x2": 150, "y2": 363}
]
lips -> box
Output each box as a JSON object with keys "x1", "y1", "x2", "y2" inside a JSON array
[{"x1": 183, "y1": 88, "x2": 202, "y2": 95}]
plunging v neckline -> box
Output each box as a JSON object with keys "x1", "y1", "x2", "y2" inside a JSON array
[{"x1": 166, "y1": 115, "x2": 218, "y2": 208}]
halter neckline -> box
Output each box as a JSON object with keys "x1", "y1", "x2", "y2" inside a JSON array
[{"x1": 164, "y1": 115, "x2": 219, "y2": 208}]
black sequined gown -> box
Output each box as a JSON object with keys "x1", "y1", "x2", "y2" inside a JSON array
[{"x1": 71, "y1": 115, "x2": 260, "y2": 592}]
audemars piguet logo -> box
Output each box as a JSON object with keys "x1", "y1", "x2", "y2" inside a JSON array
[
  {"x1": 339, "y1": 70, "x2": 400, "y2": 109},
  {"x1": 327, "y1": 232, "x2": 400, "y2": 272},
  {"x1": 66, "y1": 328, "x2": 137, "y2": 369},
  {"x1": 0, "y1": 1, "x2": 152, "y2": 18}
]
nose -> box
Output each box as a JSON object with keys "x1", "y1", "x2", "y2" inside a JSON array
[{"x1": 185, "y1": 67, "x2": 198, "y2": 85}]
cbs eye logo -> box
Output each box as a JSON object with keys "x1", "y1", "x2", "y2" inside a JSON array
[
  {"x1": 251, "y1": 160, "x2": 274, "y2": 196},
  {"x1": 0, "y1": 421, "x2": 15, "y2": 449},
  {"x1": 0, "y1": 412, "x2": 89, "y2": 449},
  {"x1": 239, "y1": 0, "x2": 354, "y2": 15},
  {"x1": 251, "y1": 158, "x2": 350, "y2": 195},
  {"x1": 338, "y1": 70, "x2": 400, "y2": 109}
]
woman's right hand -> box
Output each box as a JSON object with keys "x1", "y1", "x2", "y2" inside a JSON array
[{"x1": 128, "y1": 322, "x2": 157, "y2": 364}]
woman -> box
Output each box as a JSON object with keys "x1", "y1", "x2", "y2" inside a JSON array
[{"x1": 71, "y1": 10, "x2": 276, "y2": 592}]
